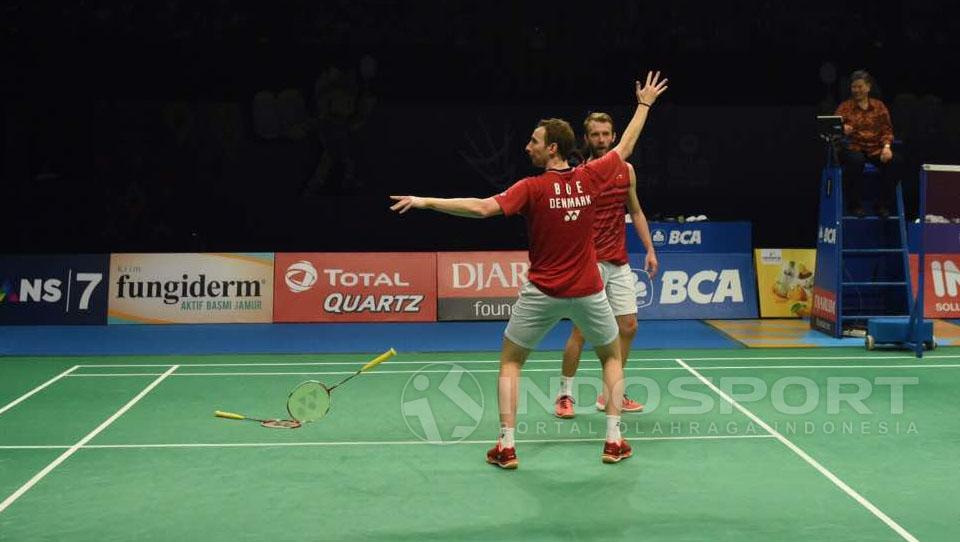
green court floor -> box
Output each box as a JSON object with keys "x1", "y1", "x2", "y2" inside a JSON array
[{"x1": 1, "y1": 348, "x2": 958, "y2": 541}]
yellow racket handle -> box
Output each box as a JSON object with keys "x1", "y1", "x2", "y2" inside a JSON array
[
  {"x1": 215, "y1": 410, "x2": 246, "y2": 420},
  {"x1": 360, "y1": 348, "x2": 397, "y2": 372}
]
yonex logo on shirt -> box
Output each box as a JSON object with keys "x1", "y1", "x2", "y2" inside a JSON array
[{"x1": 564, "y1": 210, "x2": 581, "y2": 222}]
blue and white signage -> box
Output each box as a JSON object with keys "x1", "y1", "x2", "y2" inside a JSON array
[
  {"x1": 0, "y1": 255, "x2": 109, "y2": 324},
  {"x1": 629, "y1": 221, "x2": 752, "y2": 254},
  {"x1": 629, "y1": 252, "x2": 758, "y2": 319}
]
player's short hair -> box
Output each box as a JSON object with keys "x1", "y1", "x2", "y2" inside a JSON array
[
  {"x1": 537, "y1": 118, "x2": 576, "y2": 160},
  {"x1": 850, "y1": 70, "x2": 874, "y2": 87},
  {"x1": 583, "y1": 112, "x2": 615, "y2": 133}
]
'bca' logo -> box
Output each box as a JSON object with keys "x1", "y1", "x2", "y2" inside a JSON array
[
  {"x1": 285, "y1": 260, "x2": 318, "y2": 293},
  {"x1": 564, "y1": 210, "x2": 581, "y2": 222},
  {"x1": 652, "y1": 229, "x2": 666, "y2": 247},
  {"x1": 401, "y1": 363, "x2": 485, "y2": 443},
  {"x1": 632, "y1": 268, "x2": 654, "y2": 309}
]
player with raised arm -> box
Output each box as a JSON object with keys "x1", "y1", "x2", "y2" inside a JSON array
[
  {"x1": 390, "y1": 72, "x2": 668, "y2": 468},
  {"x1": 554, "y1": 111, "x2": 659, "y2": 419}
]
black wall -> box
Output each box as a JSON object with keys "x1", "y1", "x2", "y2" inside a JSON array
[{"x1": 3, "y1": 1, "x2": 959, "y2": 253}]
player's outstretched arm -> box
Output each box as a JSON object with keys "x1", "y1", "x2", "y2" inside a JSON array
[
  {"x1": 389, "y1": 195, "x2": 503, "y2": 219},
  {"x1": 625, "y1": 164, "x2": 658, "y2": 277},
  {"x1": 611, "y1": 71, "x2": 668, "y2": 162}
]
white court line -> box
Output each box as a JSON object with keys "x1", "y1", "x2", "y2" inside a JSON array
[
  {"x1": 0, "y1": 446, "x2": 69, "y2": 450},
  {"x1": 75, "y1": 359, "x2": 667, "y2": 368},
  {"x1": 0, "y1": 365, "x2": 180, "y2": 515},
  {"x1": 0, "y1": 365, "x2": 79, "y2": 417},
  {"x1": 75, "y1": 353, "x2": 960, "y2": 368},
  {"x1": 674, "y1": 357, "x2": 918, "y2": 542},
  {"x1": 683, "y1": 354, "x2": 960, "y2": 361},
  {"x1": 68, "y1": 374, "x2": 173, "y2": 377},
  {"x1": 65, "y1": 363, "x2": 960, "y2": 378},
  {"x1": 0, "y1": 434, "x2": 775, "y2": 451}
]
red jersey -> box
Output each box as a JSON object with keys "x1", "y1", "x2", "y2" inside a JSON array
[
  {"x1": 591, "y1": 158, "x2": 631, "y2": 265},
  {"x1": 494, "y1": 151, "x2": 624, "y2": 297}
]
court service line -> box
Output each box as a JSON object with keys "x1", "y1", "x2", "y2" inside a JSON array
[
  {"x1": 75, "y1": 353, "x2": 960, "y2": 369},
  {"x1": 0, "y1": 365, "x2": 180, "y2": 515},
  {"x1": 674, "y1": 357, "x2": 918, "y2": 542},
  {"x1": 0, "y1": 365, "x2": 79, "y2": 417},
  {"x1": 0, "y1": 445, "x2": 70, "y2": 450},
  {"x1": 64, "y1": 363, "x2": 960, "y2": 378},
  {"x1": 0, "y1": 434, "x2": 775, "y2": 451},
  {"x1": 74, "y1": 359, "x2": 661, "y2": 368},
  {"x1": 683, "y1": 354, "x2": 960, "y2": 362}
]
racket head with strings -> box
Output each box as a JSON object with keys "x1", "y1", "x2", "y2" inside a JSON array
[{"x1": 287, "y1": 381, "x2": 332, "y2": 423}]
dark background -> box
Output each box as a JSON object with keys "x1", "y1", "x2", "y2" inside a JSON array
[{"x1": 2, "y1": 1, "x2": 959, "y2": 254}]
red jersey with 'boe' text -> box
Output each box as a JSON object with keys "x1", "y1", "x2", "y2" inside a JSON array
[
  {"x1": 493, "y1": 151, "x2": 624, "y2": 298},
  {"x1": 590, "y1": 158, "x2": 631, "y2": 265}
]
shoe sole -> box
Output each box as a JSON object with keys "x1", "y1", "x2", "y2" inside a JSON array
[
  {"x1": 596, "y1": 405, "x2": 645, "y2": 413},
  {"x1": 554, "y1": 412, "x2": 575, "y2": 419},
  {"x1": 601, "y1": 450, "x2": 633, "y2": 464},
  {"x1": 486, "y1": 457, "x2": 519, "y2": 469}
]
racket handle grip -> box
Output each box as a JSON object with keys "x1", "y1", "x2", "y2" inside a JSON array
[
  {"x1": 215, "y1": 410, "x2": 245, "y2": 420},
  {"x1": 361, "y1": 348, "x2": 397, "y2": 372}
]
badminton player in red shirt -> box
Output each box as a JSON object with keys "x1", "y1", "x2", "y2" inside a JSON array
[
  {"x1": 554, "y1": 112, "x2": 659, "y2": 419},
  {"x1": 390, "y1": 72, "x2": 668, "y2": 468}
]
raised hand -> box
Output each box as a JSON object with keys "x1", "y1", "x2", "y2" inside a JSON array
[
  {"x1": 389, "y1": 195, "x2": 425, "y2": 214},
  {"x1": 636, "y1": 71, "x2": 669, "y2": 106}
]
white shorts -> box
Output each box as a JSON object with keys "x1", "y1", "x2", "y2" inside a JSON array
[
  {"x1": 504, "y1": 280, "x2": 619, "y2": 350},
  {"x1": 599, "y1": 261, "x2": 639, "y2": 316}
]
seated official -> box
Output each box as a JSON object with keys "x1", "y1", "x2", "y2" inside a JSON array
[{"x1": 834, "y1": 70, "x2": 902, "y2": 217}]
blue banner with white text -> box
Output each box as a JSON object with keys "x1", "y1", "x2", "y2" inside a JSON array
[
  {"x1": 0, "y1": 255, "x2": 110, "y2": 324},
  {"x1": 627, "y1": 221, "x2": 752, "y2": 254},
  {"x1": 629, "y1": 252, "x2": 758, "y2": 320}
]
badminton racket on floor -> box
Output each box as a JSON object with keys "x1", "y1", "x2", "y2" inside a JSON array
[
  {"x1": 287, "y1": 348, "x2": 397, "y2": 423},
  {"x1": 214, "y1": 410, "x2": 302, "y2": 429}
]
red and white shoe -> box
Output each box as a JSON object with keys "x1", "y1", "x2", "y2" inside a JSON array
[
  {"x1": 554, "y1": 395, "x2": 575, "y2": 419},
  {"x1": 486, "y1": 442, "x2": 518, "y2": 469},
  {"x1": 622, "y1": 395, "x2": 644, "y2": 412},
  {"x1": 601, "y1": 439, "x2": 633, "y2": 464},
  {"x1": 595, "y1": 394, "x2": 644, "y2": 412}
]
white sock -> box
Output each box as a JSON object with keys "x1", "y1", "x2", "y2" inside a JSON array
[
  {"x1": 499, "y1": 426, "x2": 515, "y2": 448},
  {"x1": 606, "y1": 415, "x2": 622, "y2": 442},
  {"x1": 559, "y1": 376, "x2": 574, "y2": 397}
]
